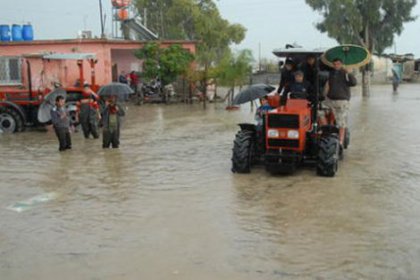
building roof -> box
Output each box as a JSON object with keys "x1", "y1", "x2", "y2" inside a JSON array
[
  {"x1": 0, "y1": 38, "x2": 197, "y2": 46},
  {"x1": 43, "y1": 53, "x2": 96, "y2": 60}
]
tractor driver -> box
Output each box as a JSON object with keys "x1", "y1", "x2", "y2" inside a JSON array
[{"x1": 319, "y1": 58, "x2": 357, "y2": 156}]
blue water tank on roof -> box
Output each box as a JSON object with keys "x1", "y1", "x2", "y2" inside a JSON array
[
  {"x1": 11, "y1": 24, "x2": 23, "y2": 41},
  {"x1": 22, "y1": 24, "x2": 34, "y2": 41},
  {"x1": 0, "y1": 24, "x2": 11, "y2": 42}
]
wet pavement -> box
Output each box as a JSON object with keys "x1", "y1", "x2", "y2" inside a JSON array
[{"x1": 1, "y1": 84, "x2": 420, "y2": 279}]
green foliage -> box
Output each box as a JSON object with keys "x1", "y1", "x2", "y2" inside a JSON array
[
  {"x1": 135, "y1": 42, "x2": 194, "y2": 85},
  {"x1": 134, "y1": 0, "x2": 247, "y2": 87},
  {"x1": 217, "y1": 49, "x2": 254, "y2": 87},
  {"x1": 305, "y1": 0, "x2": 417, "y2": 54}
]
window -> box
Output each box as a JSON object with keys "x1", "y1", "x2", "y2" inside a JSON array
[{"x1": 0, "y1": 57, "x2": 22, "y2": 85}]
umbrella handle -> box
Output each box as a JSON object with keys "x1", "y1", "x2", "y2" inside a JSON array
[{"x1": 342, "y1": 47, "x2": 350, "y2": 65}]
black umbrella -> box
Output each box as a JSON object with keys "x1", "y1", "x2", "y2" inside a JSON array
[
  {"x1": 233, "y1": 84, "x2": 276, "y2": 105},
  {"x1": 97, "y1": 82, "x2": 134, "y2": 100},
  {"x1": 37, "y1": 88, "x2": 67, "y2": 123}
]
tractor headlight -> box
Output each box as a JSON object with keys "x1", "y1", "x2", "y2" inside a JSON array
[
  {"x1": 267, "y1": 129, "x2": 279, "y2": 138},
  {"x1": 287, "y1": 130, "x2": 299, "y2": 139}
]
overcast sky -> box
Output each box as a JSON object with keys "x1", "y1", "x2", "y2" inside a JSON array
[{"x1": 1, "y1": 0, "x2": 419, "y2": 59}]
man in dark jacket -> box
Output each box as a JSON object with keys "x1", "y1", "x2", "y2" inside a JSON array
[
  {"x1": 51, "y1": 96, "x2": 71, "y2": 151},
  {"x1": 299, "y1": 54, "x2": 317, "y2": 88},
  {"x1": 277, "y1": 59, "x2": 295, "y2": 95},
  {"x1": 118, "y1": 71, "x2": 128, "y2": 84},
  {"x1": 102, "y1": 96, "x2": 125, "y2": 149},
  {"x1": 320, "y1": 58, "x2": 357, "y2": 154}
]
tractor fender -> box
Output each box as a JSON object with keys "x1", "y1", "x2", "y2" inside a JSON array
[
  {"x1": 319, "y1": 124, "x2": 339, "y2": 136},
  {"x1": 238, "y1": 123, "x2": 256, "y2": 132},
  {"x1": 0, "y1": 101, "x2": 27, "y2": 123}
]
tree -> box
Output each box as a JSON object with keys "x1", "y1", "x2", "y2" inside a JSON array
[
  {"x1": 193, "y1": 3, "x2": 246, "y2": 107},
  {"x1": 135, "y1": 42, "x2": 194, "y2": 86},
  {"x1": 133, "y1": 0, "x2": 247, "y2": 107},
  {"x1": 216, "y1": 49, "x2": 254, "y2": 104},
  {"x1": 306, "y1": 0, "x2": 417, "y2": 96}
]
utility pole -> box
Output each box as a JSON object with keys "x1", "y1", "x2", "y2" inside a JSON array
[
  {"x1": 258, "y1": 42, "x2": 261, "y2": 72},
  {"x1": 99, "y1": 0, "x2": 105, "y2": 38}
]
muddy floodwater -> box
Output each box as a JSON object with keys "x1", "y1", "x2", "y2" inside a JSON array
[{"x1": 1, "y1": 84, "x2": 420, "y2": 279}]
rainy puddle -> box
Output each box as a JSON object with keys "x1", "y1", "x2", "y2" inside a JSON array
[
  {"x1": 1, "y1": 84, "x2": 420, "y2": 279},
  {"x1": 6, "y1": 192, "x2": 57, "y2": 213}
]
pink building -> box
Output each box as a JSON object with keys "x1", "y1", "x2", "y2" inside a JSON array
[{"x1": 0, "y1": 39, "x2": 196, "y2": 91}]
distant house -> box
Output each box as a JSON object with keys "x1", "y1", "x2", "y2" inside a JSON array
[
  {"x1": 415, "y1": 59, "x2": 420, "y2": 72},
  {"x1": 0, "y1": 38, "x2": 196, "y2": 91},
  {"x1": 385, "y1": 53, "x2": 416, "y2": 81}
]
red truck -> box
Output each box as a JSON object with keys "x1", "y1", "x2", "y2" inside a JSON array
[{"x1": 0, "y1": 53, "x2": 98, "y2": 132}]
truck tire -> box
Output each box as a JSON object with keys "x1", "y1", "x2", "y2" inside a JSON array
[
  {"x1": 0, "y1": 107, "x2": 24, "y2": 133},
  {"x1": 231, "y1": 130, "x2": 256, "y2": 173},
  {"x1": 65, "y1": 102, "x2": 79, "y2": 126},
  {"x1": 317, "y1": 135, "x2": 339, "y2": 177}
]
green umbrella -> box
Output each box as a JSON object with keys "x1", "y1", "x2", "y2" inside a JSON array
[{"x1": 321, "y1": 44, "x2": 371, "y2": 68}]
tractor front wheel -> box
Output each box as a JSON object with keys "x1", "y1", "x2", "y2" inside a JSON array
[
  {"x1": 0, "y1": 107, "x2": 24, "y2": 133},
  {"x1": 317, "y1": 135, "x2": 339, "y2": 177},
  {"x1": 231, "y1": 130, "x2": 256, "y2": 173}
]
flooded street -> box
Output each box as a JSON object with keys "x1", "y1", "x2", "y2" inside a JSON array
[{"x1": 1, "y1": 84, "x2": 420, "y2": 279}]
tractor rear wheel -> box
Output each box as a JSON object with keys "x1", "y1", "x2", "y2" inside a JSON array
[
  {"x1": 231, "y1": 130, "x2": 256, "y2": 173},
  {"x1": 317, "y1": 135, "x2": 339, "y2": 177},
  {"x1": 0, "y1": 107, "x2": 24, "y2": 133}
]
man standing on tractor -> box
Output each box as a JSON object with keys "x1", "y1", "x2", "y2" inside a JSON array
[
  {"x1": 299, "y1": 54, "x2": 317, "y2": 87},
  {"x1": 51, "y1": 96, "x2": 72, "y2": 152},
  {"x1": 277, "y1": 59, "x2": 295, "y2": 95},
  {"x1": 320, "y1": 58, "x2": 357, "y2": 157},
  {"x1": 78, "y1": 85, "x2": 101, "y2": 139}
]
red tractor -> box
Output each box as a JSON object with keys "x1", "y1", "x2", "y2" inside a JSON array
[
  {"x1": 231, "y1": 49, "x2": 346, "y2": 177},
  {"x1": 0, "y1": 53, "x2": 98, "y2": 133}
]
